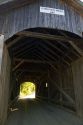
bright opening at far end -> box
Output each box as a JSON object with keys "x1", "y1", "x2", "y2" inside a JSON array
[{"x1": 19, "y1": 82, "x2": 36, "y2": 99}]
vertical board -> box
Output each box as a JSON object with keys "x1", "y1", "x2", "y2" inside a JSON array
[
  {"x1": 0, "y1": 35, "x2": 4, "y2": 71},
  {"x1": 0, "y1": 35, "x2": 4, "y2": 124}
]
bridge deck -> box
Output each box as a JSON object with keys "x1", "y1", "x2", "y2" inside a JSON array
[{"x1": 6, "y1": 99, "x2": 83, "y2": 125}]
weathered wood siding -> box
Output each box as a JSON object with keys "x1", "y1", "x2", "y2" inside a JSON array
[
  {"x1": 49, "y1": 66, "x2": 75, "y2": 108},
  {"x1": 0, "y1": 46, "x2": 11, "y2": 125},
  {"x1": 0, "y1": 0, "x2": 82, "y2": 40},
  {"x1": 72, "y1": 58, "x2": 83, "y2": 118}
]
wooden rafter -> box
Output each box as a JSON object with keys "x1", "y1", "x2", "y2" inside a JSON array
[
  {"x1": 16, "y1": 69, "x2": 47, "y2": 73},
  {"x1": 68, "y1": 41, "x2": 83, "y2": 56},
  {"x1": 57, "y1": 40, "x2": 80, "y2": 58},
  {"x1": 13, "y1": 60, "x2": 24, "y2": 71},
  {"x1": 43, "y1": 39, "x2": 73, "y2": 61},
  {"x1": 13, "y1": 39, "x2": 35, "y2": 55},
  {"x1": 38, "y1": 42, "x2": 70, "y2": 66},
  {"x1": 15, "y1": 45, "x2": 36, "y2": 58},
  {"x1": 34, "y1": 50, "x2": 62, "y2": 69},
  {"x1": 7, "y1": 31, "x2": 83, "y2": 58},
  {"x1": 58, "y1": 30, "x2": 83, "y2": 57},
  {"x1": 30, "y1": 50, "x2": 59, "y2": 71},
  {"x1": 14, "y1": 58, "x2": 57, "y2": 64},
  {"x1": 7, "y1": 31, "x2": 83, "y2": 48},
  {"x1": 7, "y1": 36, "x2": 23, "y2": 48},
  {"x1": 37, "y1": 46, "x2": 58, "y2": 61},
  {"x1": 17, "y1": 31, "x2": 83, "y2": 44}
]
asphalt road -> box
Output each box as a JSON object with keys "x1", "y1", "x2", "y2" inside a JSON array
[{"x1": 6, "y1": 99, "x2": 83, "y2": 125}]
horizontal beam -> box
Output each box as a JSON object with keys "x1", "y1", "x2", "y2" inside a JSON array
[
  {"x1": 7, "y1": 31, "x2": 83, "y2": 57},
  {"x1": 16, "y1": 69, "x2": 47, "y2": 73},
  {"x1": 7, "y1": 31, "x2": 83, "y2": 48},
  {"x1": 14, "y1": 58, "x2": 57, "y2": 64},
  {"x1": 17, "y1": 31, "x2": 83, "y2": 44}
]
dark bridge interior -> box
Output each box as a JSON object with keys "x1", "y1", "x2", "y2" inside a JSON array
[{"x1": 5, "y1": 27, "x2": 83, "y2": 112}]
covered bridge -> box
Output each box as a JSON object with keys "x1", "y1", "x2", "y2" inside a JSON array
[{"x1": 0, "y1": 0, "x2": 83, "y2": 125}]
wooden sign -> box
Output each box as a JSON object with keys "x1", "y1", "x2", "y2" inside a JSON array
[{"x1": 40, "y1": 6, "x2": 65, "y2": 16}]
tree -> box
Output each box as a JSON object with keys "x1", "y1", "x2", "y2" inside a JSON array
[{"x1": 20, "y1": 82, "x2": 35, "y2": 97}]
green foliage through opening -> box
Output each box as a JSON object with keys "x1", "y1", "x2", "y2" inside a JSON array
[{"x1": 19, "y1": 82, "x2": 36, "y2": 99}]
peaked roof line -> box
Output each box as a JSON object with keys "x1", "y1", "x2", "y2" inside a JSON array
[{"x1": 0, "y1": 0, "x2": 83, "y2": 16}]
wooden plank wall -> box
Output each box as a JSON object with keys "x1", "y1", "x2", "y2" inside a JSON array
[
  {"x1": 60, "y1": 67, "x2": 75, "y2": 101},
  {"x1": 72, "y1": 58, "x2": 83, "y2": 118},
  {"x1": 0, "y1": 45, "x2": 11, "y2": 125},
  {"x1": 0, "y1": 0, "x2": 82, "y2": 40},
  {"x1": 49, "y1": 66, "x2": 75, "y2": 108}
]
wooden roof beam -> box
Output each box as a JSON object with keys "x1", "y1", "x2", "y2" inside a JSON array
[
  {"x1": 14, "y1": 58, "x2": 57, "y2": 64},
  {"x1": 34, "y1": 51, "x2": 59, "y2": 71},
  {"x1": 13, "y1": 60, "x2": 24, "y2": 71},
  {"x1": 17, "y1": 31, "x2": 83, "y2": 44},
  {"x1": 15, "y1": 45, "x2": 36, "y2": 58},
  {"x1": 68, "y1": 40, "x2": 83, "y2": 57},
  {"x1": 34, "y1": 50, "x2": 66, "y2": 69},
  {"x1": 42, "y1": 39, "x2": 73, "y2": 61},
  {"x1": 7, "y1": 31, "x2": 83, "y2": 58},
  {"x1": 58, "y1": 30, "x2": 83, "y2": 57},
  {"x1": 38, "y1": 42, "x2": 70, "y2": 66},
  {"x1": 13, "y1": 39, "x2": 35, "y2": 55},
  {"x1": 7, "y1": 36, "x2": 23, "y2": 48},
  {"x1": 7, "y1": 31, "x2": 82, "y2": 48}
]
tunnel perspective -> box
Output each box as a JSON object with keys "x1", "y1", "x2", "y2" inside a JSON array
[{"x1": 5, "y1": 27, "x2": 83, "y2": 113}]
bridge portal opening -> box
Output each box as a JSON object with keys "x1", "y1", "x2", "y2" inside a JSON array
[
  {"x1": 19, "y1": 82, "x2": 36, "y2": 99},
  {"x1": 1, "y1": 27, "x2": 83, "y2": 121}
]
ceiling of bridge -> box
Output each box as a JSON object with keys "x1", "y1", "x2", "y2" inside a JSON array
[{"x1": 5, "y1": 28, "x2": 83, "y2": 79}]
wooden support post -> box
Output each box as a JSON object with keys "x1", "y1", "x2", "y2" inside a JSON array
[
  {"x1": 0, "y1": 36, "x2": 11, "y2": 125},
  {"x1": 0, "y1": 35, "x2": 4, "y2": 125},
  {"x1": 1, "y1": 46, "x2": 11, "y2": 125},
  {"x1": 47, "y1": 69, "x2": 50, "y2": 101},
  {"x1": 0, "y1": 35, "x2": 4, "y2": 71}
]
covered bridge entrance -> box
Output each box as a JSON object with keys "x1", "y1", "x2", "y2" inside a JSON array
[
  {"x1": 0, "y1": 0, "x2": 83, "y2": 125},
  {"x1": 1, "y1": 27, "x2": 83, "y2": 125}
]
